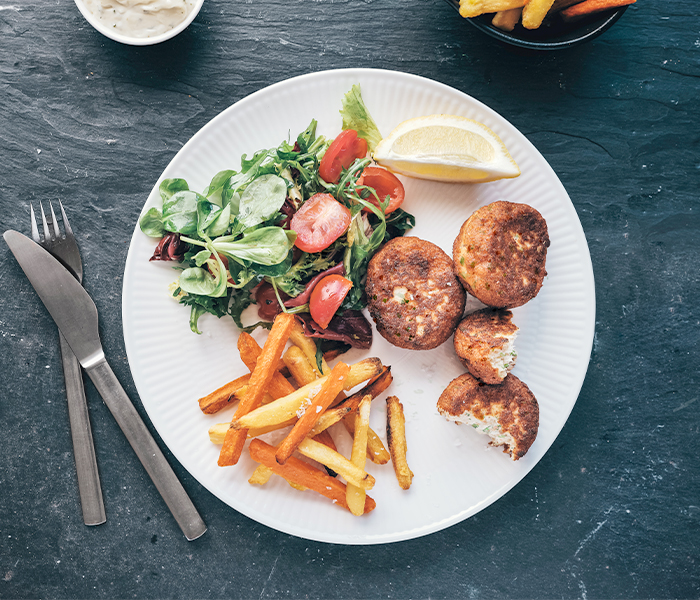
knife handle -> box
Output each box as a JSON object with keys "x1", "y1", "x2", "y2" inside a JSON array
[
  {"x1": 58, "y1": 331, "x2": 106, "y2": 526},
  {"x1": 86, "y1": 358, "x2": 207, "y2": 541}
]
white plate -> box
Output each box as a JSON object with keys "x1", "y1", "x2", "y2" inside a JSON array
[{"x1": 122, "y1": 68, "x2": 595, "y2": 545}]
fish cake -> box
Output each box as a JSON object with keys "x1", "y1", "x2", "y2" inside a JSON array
[
  {"x1": 365, "y1": 236, "x2": 465, "y2": 350},
  {"x1": 437, "y1": 372, "x2": 538, "y2": 460},
  {"x1": 454, "y1": 308, "x2": 518, "y2": 384},
  {"x1": 453, "y1": 201, "x2": 549, "y2": 308}
]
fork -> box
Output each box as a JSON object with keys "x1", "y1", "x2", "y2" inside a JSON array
[{"x1": 31, "y1": 201, "x2": 106, "y2": 526}]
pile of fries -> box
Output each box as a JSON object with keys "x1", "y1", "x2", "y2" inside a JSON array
[
  {"x1": 198, "y1": 312, "x2": 413, "y2": 516},
  {"x1": 459, "y1": 0, "x2": 636, "y2": 32}
]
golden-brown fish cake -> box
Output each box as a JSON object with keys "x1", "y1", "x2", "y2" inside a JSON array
[
  {"x1": 453, "y1": 201, "x2": 549, "y2": 308},
  {"x1": 365, "y1": 237, "x2": 465, "y2": 350},
  {"x1": 454, "y1": 308, "x2": 518, "y2": 384},
  {"x1": 437, "y1": 372, "x2": 538, "y2": 460}
]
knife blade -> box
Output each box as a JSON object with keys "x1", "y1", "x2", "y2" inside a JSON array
[{"x1": 4, "y1": 230, "x2": 207, "y2": 541}]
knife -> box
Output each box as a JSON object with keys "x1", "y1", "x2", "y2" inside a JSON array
[{"x1": 4, "y1": 230, "x2": 207, "y2": 541}]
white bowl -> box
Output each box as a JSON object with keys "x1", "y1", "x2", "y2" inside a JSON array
[{"x1": 74, "y1": 0, "x2": 204, "y2": 46}]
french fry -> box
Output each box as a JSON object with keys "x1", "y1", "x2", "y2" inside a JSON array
[
  {"x1": 283, "y1": 345, "x2": 318, "y2": 388},
  {"x1": 237, "y1": 332, "x2": 296, "y2": 399},
  {"x1": 198, "y1": 373, "x2": 250, "y2": 414},
  {"x1": 346, "y1": 395, "x2": 372, "y2": 516},
  {"x1": 492, "y1": 7, "x2": 522, "y2": 30},
  {"x1": 275, "y1": 361, "x2": 351, "y2": 465},
  {"x1": 289, "y1": 318, "x2": 329, "y2": 377},
  {"x1": 459, "y1": 0, "x2": 528, "y2": 19},
  {"x1": 248, "y1": 464, "x2": 273, "y2": 485},
  {"x1": 230, "y1": 358, "x2": 384, "y2": 431},
  {"x1": 560, "y1": 0, "x2": 635, "y2": 21},
  {"x1": 309, "y1": 367, "x2": 393, "y2": 438},
  {"x1": 386, "y1": 396, "x2": 414, "y2": 490},
  {"x1": 312, "y1": 428, "x2": 339, "y2": 477},
  {"x1": 248, "y1": 439, "x2": 376, "y2": 514},
  {"x1": 342, "y1": 414, "x2": 391, "y2": 465},
  {"x1": 296, "y1": 437, "x2": 375, "y2": 490},
  {"x1": 548, "y1": 0, "x2": 584, "y2": 13},
  {"x1": 218, "y1": 313, "x2": 295, "y2": 466},
  {"x1": 208, "y1": 419, "x2": 297, "y2": 444},
  {"x1": 521, "y1": 0, "x2": 556, "y2": 28}
]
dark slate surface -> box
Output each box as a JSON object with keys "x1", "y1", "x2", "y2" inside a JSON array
[{"x1": 1, "y1": 1, "x2": 698, "y2": 598}]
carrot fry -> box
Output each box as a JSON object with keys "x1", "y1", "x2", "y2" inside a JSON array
[
  {"x1": 237, "y1": 332, "x2": 296, "y2": 399},
  {"x1": 346, "y1": 395, "x2": 372, "y2": 516},
  {"x1": 275, "y1": 361, "x2": 351, "y2": 465},
  {"x1": 197, "y1": 373, "x2": 250, "y2": 414},
  {"x1": 561, "y1": 0, "x2": 634, "y2": 20},
  {"x1": 249, "y1": 439, "x2": 376, "y2": 514},
  {"x1": 218, "y1": 313, "x2": 295, "y2": 466}
]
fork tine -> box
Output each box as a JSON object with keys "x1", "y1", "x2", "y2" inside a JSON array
[
  {"x1": 39, "y1": 201, "x2": 54, "y2": 242},
  {"x1": 49, "y1": 201, "x2": 62, "y2": 240},
  {"x1": 30, "y1": 204, "x2": 41, "y2": 243},
  {"x1": 58, "y1": 200, "x2": 74, "y2": 239}
]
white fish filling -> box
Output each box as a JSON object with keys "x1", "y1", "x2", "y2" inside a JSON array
[
  {"x1": 442, "y1": 410, "x2": 516, "y2": 450},
  {"x1": 489, "y1": 331, "x2": 518, "y2": 379}
]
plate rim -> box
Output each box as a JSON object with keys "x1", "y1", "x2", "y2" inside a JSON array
[{"x1": 122, "y1": 67, "x2": 596, "y2": 544}]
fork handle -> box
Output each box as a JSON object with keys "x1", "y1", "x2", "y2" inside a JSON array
[
  {"x1": 58, "y1": 331, "x2": 106, "y2": 526},
  {"x1": 85, "y1": 358, "x2": 207, "y2": 541}
]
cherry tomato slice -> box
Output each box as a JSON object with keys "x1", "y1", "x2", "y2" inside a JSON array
[
  {"x1": 309, "y1": 274, "x2": 353, "y2": 329},
  {"x1": 319, "y1": 129, "x2": 368, "y2": 184},
  {"x1": 357, "y1": 166, "x2": 405, "y2": 214},
  {"x1": 290, "y1": 193, "x2": 352, "y2": 253}
]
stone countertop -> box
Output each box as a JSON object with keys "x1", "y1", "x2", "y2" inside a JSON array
[{"x1": 1, "y1": 1, "x2": 698, "y2": 598}]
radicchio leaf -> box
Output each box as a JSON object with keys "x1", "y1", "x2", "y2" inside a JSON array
[
  {"x1": 149, "y1": 233, "x2": 187, "y2": 262},
  {"x1": 284, "y1": 262, "x2": 345, "y2": 308},
  {"x1": 296, "y1": 310, "x2": 372, "y2": 350}
]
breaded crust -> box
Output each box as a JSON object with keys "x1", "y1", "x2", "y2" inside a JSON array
[
  {"x1": 437, "y1": 372, "x2": 538, "y2": 460},
  {"x1": 454, "y1": 308, "x2": 518, "y2": 384},
  {"x1": 453, "y1": 201, "x2": 549, "y2": 308},
  {"x1": 365, "y1": 236, "x2": 466, "y2": 350}
]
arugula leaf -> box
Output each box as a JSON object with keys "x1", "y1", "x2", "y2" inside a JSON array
[
  {"x1": 272, "y1": 240, "x2": 342, "y2": 297},
  {"x1": 340, "y1": 84, "x2": 383, "y2": 153}
]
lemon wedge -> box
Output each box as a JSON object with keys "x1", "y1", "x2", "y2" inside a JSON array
[{"x1": 372, "y1": 114, "x2": 520, "y2": 183}]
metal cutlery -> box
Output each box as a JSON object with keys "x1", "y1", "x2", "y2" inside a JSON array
[
  {"x1": 30, "y1": 202, "x2": 106, "y2": 526},
  {"x1": 4, "y1": 229, "x2": 207, "y2": 541}
]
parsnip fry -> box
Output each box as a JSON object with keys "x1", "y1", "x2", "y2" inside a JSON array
[
  {"x1": 218, "y1": 313, "x2": 295, "y2": 466},
  {"x1": 248, "y1": 439, "x2": 376, "y2": 514},
  {"x1": 238, "y1": 332, "x2": 296, "y2": 399},
  {"x1": 492, "y1": 7, "x2": 522, "y2": 31},
  {"x1": 275, "y1": 362, "x2": 350, "y2": 465},
  {"x1": 309, "y1": 367, "x2": 393, "y2": 437},
  {"x1": 343, "y1": 415, "x2": 391, "y2": 465},
  {"x1": 289, "y1": 318, "x2": 330, "y2": 377},
  {"x1": 208, "y1": 419, "x2": 297, "y2": 445},
  {"x1": 386, "y1": 396, "x2": 414, "y2": 490},
  {"x1": 248, "y1": 464, "x2": 273, "y2": 485},
  {"x1": 459, "y1": 0, "x2": 527, "y2": 18},
  {"x1": 296, "y1": 437, "x2": 374, "y2": 490},
  {"x1": 198, "y1": 373, "x2": 250, "y2": 414},
  {"x1": 312, "y1": 428, "x2": 339, "y2": 477},
  {"x1": 231, "y1": 358, "x2": 383, "y2": 431},
  {"x1": 346, "y1": 395, "x2": 372, "y2": 516},
  {"x1": 521, "y1": 0, "x2": 556, "y2": 29},
  {"x1": 283, "y1": 345, "x2": 318, "y2": 388}
]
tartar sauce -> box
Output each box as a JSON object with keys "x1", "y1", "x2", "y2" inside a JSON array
[{"x1": 82, "y1": 0, "x2": 196, "y2": 39}]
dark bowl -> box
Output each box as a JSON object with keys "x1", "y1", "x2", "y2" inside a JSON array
[{"x1": 443, "y1": 0, "x2": 629, "y2": 50}]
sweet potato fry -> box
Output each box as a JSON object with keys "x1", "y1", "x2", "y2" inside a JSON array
[
  {"x1": 275, "y1": 361, "x2": 351, "y2": 465},
  {"x1": 491, "y1": 7, "x2": 522, "y2": 31},
  {"x1": 560, "y1": 0, "x2": 635, "y2": 21},
  {"x1": 459, "y1": 0, "x2": 528, "y2": 18},
  {"x1": 237, "y1": 332, "x2": 296, "y2": 399},
  {"x1": 296, "y1": 437, "x2": 374, "y2": 489},
  {"x1": 346, "y1": 395, "x2": 372, "y2": 516},
  {"x1": 218, "y1": 313, "x2": 295, "y2": 466},
  {"x1": 197, "y1": 373, "x2": 250, "y2": 414},
  {"x1": 386, "y1": 396, "x2": 414, "y2": 490},
  {"x1": 248, "y1": 439, "x2": 376, "y2": 514},
  {"x1": 230, "y1": 358, "x2": 384, "y2": 431},
  {"x1": 521, "y1": 0, "x2": 556, "y2": 29}
]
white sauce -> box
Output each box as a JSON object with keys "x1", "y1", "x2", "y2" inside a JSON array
[{"x1": 82, "y1": 0, "x2": 196, "y2": 39}]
